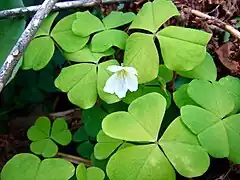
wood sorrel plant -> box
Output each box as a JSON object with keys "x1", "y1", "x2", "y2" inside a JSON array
[{"x1": 2, "y1": 0, "x2": 240, "y2": 180}]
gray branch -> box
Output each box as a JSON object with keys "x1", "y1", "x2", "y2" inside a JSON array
[
  {"x1": 0, "y1": 0, "x2": 133, "y2": 19},
  {"x1": 0, "y1": 0, "x2": 59, "y2": 92}
]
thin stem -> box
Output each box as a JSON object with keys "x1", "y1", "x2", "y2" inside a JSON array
[
  {"x1": 184, "y1": 8, "x2": 240, "y2": 41},
  {"x1": 56, "y1": 152, "x2": 91, "y2": 167},
  {"x1": 0, "y1": 0, "x2": 59, "y2": 92},
  {"x1": 0, "y1": 0, "x2": 133, "y2": 19}
]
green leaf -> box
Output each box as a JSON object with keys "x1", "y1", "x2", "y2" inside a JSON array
[
  {"x1": 55, "y1": 63, "x2": 97, "y2": 109},
  {"x1": 36, "y1": 12, "x2": 59, "y2": 37},
  {"x1": 181, "y1": 105, "x2": 220, "y2": 134},
  {"x1": 83, "y1": 107, "x2": 108, "y2": 137},
  {"x1": 76, "y1": 163, "x2": 105, "y2": 180},
  {"x1": 107, "y1": 144, "x2": 175, "y2": 180},
  {"x1": 30, "y1": 139, "x2": 58, "y2": 158},
  {"x1": 123, "y1": 85, "x2": 171, "y2": 108},
  {"x1": 0, "y1": 0, "x2": 25, "y2": 67},
  {"x1": 218, "y1": 76, "x2": 240, "y2": 114},
  {"x1": 97, "y1": 60, "x2": 120, "y2": 104},
  {"x1": 77, "y1": 141, "x2": 94, "y2": 159},
  {"x1": 124, "y1": 33, "x2": 159, "y2": 84},
  {"x1": 223, "y1": 114, "x2": 240, "y2": 163},
  {"x1": 158, "y1": 65, "x2": 173, "y2": 83},
  {"x1": 1, "y1": 153, "x2": 40, "y2": 180},
  {"x1": 22, "y1": 36, "x2": 55, "y2": 70},
  {"x1": 159, "y1": 117, "x2": 210, "y2": 177},
  {"x1": 37, "y1": 158, "x2": 75, "y2": 180},
  {"x1": 177, "y1": 52, "x2": 217, "y2": 81},
  {"x1": 1, "y1": 153, "x2": 75, "y2": 180},
  {"x1": 187, "y1": 79, "x2": 234, "y2": 118},
  {"x1": 103, "y1": 11, "x2": 136, "y2": 29},
  {"x1": 173, "y1": 84, "x2": 198, "y2": 108},
  {"x1": 73, "y1": 127, "x2": 89, "y2": 143},
  {"x1": 129, "y1": 0, "x2": 179, "y2": 33},
  {"x1": 102, "y1": 93, "x2": 166, "y2": 142},
  {"x1": 51, "y1": 13, "x2": 89, "y2": 52},
  {"x1": 51, "y1": 118, "x2": 72, "y2": 146},
  {"x1": 72, "y1": 11, "x2": 105, "y2": 37},
  {"x1": 27, "y1": 117, "x2": 51, "y2": 141},
  {"x1": 64, "y1": 46, "x2": 114, "y2": 63},
  {"x1": 91, "y1": 30, "x2": 128, "y2": 52},
  {"x1": 181, "y1": 105, "x2": 229, "y2": 158},
  {"x1": 157, "y1": 26, "x2": 211, "y2": 71},
  {"x1": 94, "y1": 130, "x2": 123, "y2": 160}
]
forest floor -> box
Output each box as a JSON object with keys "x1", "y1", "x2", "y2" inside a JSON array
[{"x1": 0, "y1": 0, "x2": 240, "y2": 179}]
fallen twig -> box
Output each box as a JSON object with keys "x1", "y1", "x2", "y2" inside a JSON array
[
  {"x1": 0, "y1": 0, "x2": 59, "y2": 92},
  {"x1": 0, "y1": 0, "x2": 133, "y2": 19},
  {"x1": 184, "y1": 7, "x2": 240, "y2": 41},
  {"x1": 56, "y1": 152, "x2": 91, "y2": 167}
]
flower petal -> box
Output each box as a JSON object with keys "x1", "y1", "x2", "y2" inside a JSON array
[
  {"x1": 125, "y1": 73, "x2": 138, "y2": 92},
  {"x1": 107, "y1": 65, "x2": 123, "y2": 73},
  {"x1": 104, "y1": 73, "x2": 118, "y2": 94},
  {"x1": 114, "y1": 75, "x2": 128, "y2": 98},
  {"x1": 123, "y1": 67, "x2": 137, "y2": 75}
]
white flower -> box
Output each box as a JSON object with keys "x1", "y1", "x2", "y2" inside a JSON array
[{"x1": 103, "y1": 65, "x2": 138, "y2": 98}]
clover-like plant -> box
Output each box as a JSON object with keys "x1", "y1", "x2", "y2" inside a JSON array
[
  {"x1": 96, "y1": 92, "x2": 210, "y2": 180},
  {"x1": 76, "y1": 163, "x2": 105, "y2": 180},
  {"x1": 1, "y1": 153, "x2": 75, "y2": 180},
  {"x1": 22, "y1": 12, "x2": 59, "y2": 70},
  {"x1": 179, "y1": 78, "x2": 240, "y2": 162},
  {"x1": 27, "y1": 116, "x2": 72, "y2": 157}
]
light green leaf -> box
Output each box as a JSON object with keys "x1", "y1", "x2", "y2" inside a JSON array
[
  {"x1": 173, "y1": 84, "x2": 198, "y2": 108},
  {"x1": 103, "y1": 11, "x2": 136, "y2": 29},
  {"x1": 22, "y1": 36, "x2": 55, "y2": 70},
  {"x1": 102, "y1": 93, "x2": 166, "y2": 142},
  {"x1": 94, "y1": 130, "x2": 123, "y2": 160},
  {"x1": 129, "y1": 0, "x2": 179, "y2": 33},
  {"x1": 123, "y1": 85, "x2": 171, "y2": 108},
  {"x1": 124, "y1": 33, "x2": 159, "y2": 84},
  {"x1": 0, "y1": 0, "x2": 25, "y2": 67},
  {"x1": 1, "y1": 153, "x2": 40, "y2": 180},
  {"x1": 177, "y1": 52, "x2": 217, "y2": 81},
  {"x1": 157, "y1": 26, "x2": 211, "y2": 71},
  {"x1": 51, "y1": 13, "x2": 89, "y2": 52},
  {"x1": 72, "y1": 11, "x2": 105, "y2": 37},
  {"x1": 223, "y1": 114, "x2": 240, "y2": 163},
  {"x1": 55, "y1": 63, "x2": 97, "y2": 109},
  {"x1": 159, "y1": 117, "x2": 210, "y2": 177},
  {"x1": 91, "y1": 30, "x2": 128, "y2": 52},
  {"x1": 1, "y1": 153, "x2": 75, "y2": 180},
  {"x1": 36, "y1": 12, "x2": 59, "y2": 37},
  {"x1": 218, "y1": 76, "x2": 240, "y2": 114},
  {"x1": 107, "y1": 144, "x2": 175, "y2": 180},
  {"x1": 51, "y1": 118, "x2": 72, "y2": 146},
  {"x1": 37, "y1": 158, "x2": 75, "y2": 180},
  {"x1": 76, "y1": 163, "x2": 105, "y2": 180},
  {"x1": 30, "y1": 139, "x2": 58, "y2": 158},
  {"x1": 83, "y1": 107, "x2": 108, "y2": 137},
  {"x1": 198, "y1": 122, "x2": 229, "y2": 158},
  {"x1": 76, "y1": 164, "x2": 87, "y2": 180},
  {"x1": 181, "y1": 105, "x2": 229, "y2": 158},
  {"x1": 97, "y1": 60, "x2": 120, "y2": 104},
  {"x1": 27, "y1": 117, "x2": 51, "y2": 141},
  {"x1": 187, "y1": 79, "x2": 234, "y2": 118},
  {"x1": 181, "y1": 105, "x2": 220, "y2": 134},
  {"x1": 64, "y1": 46, "x2": 115, "y2": 63}
]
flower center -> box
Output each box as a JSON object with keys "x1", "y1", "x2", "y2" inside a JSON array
[{"x1": 116, "y1": 69, "x2": 128, "y2": 78}]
